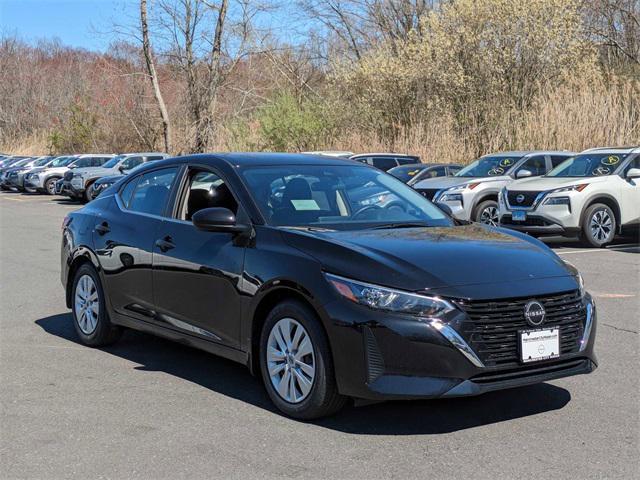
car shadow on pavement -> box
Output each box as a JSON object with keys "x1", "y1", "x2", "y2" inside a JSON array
[{"x1": 36, "y1": 313, "x2": 572, "y2": 435}]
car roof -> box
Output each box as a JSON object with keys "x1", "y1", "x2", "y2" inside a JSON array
[
  {"x1": 350, "y1": 152, "x2": 418, "y2": 158},
  {"x1": 482, "y1": 150, "x2": 574, "y2": 157},
  {"x1": 129, "y1": 153, "x2": 375, "y2": 172},
  {"x1": 580, "y1": 146, "x2": 640, "y2": 154},
  {"x1": 389, "y1": 163, "x2": 459, "y2": 169}
]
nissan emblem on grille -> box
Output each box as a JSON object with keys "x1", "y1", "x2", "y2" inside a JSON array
[
  {"x1": 524, "y1": 300, "x2": 546, "y2": 326},
  {"x1": 516, "y1": 194, "x2": 525, "y2": 203}
]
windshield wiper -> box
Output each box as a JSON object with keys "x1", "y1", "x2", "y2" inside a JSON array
[{"x1": 369, "y1": 222, "x2": 430, "y2": 230}]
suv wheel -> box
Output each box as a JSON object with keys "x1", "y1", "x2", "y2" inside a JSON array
[
  {"x1": 474, "y1": 200, "x2": 499, "y2": 226},
  {"x1": 71, "y1": 264, "x2": 122, "y2": 346},
  {"x1": 45, "y1": 177, "x2": 59, "y2": 195},
  {"x1": 259, "y1": 300, "x2": 346, "y2": 419},
  {"x1": 582, "y1": 203, "x2": 616, "y2": 248},
  {"x1": 84, "y1": 183, "x2": 94, "y2": 203}
]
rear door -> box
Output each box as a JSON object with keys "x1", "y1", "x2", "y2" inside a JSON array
[
  {"x1": 151, "y1": 167, "x2": 246, "y2": 348},
  {"x1": 93, "y1": 166, "x2": 179, "y2": 322}
]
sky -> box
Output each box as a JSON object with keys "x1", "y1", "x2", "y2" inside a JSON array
[
  {"x1": 0, "y1": 0, "x2": 305, "y2": 52},
  {"x1": 0, "y1": 0, "x2": 138, "y2": 51}
]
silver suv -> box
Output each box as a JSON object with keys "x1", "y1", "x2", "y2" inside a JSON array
[
  {"x1": 66, "y1": 152, "x2": 168, "y2": 202},
  {"x1": 413, "y1": 151, "x2": 575, "y2": 225},
  {"x1": 499, "y1": 146, "x2": 640, "y2": 247}
]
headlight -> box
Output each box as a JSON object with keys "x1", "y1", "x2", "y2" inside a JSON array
[
  {"x1": 543, "y1": 196, "x2": 570, "y2": 206},
  {"x1": 325, "y1": 273, "x2": 456, "y2": 318},
  {"x1": 439, "y1": 193, "x2": 462, "y2": 202},
  {"x1": 548, "y1": 184, "x2": 588, "y2": 193}
]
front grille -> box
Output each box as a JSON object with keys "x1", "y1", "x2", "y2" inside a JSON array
[
  {"x1": 507, "y1": 190, "x2": 541, "y2": 207},
  {"x1": 417, "y1": 188, "x2": 440, "y2": 201},
  {"x1": 63, "y1": 171, "x2": 74, "y2": 180},
  {"x1": 455, "y1": 290, "x2": 585, "y2": 368}
]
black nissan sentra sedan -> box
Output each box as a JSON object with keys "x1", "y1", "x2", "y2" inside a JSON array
[{"x1": 60, "y1": 153, "x2": 597, "y2": 419}]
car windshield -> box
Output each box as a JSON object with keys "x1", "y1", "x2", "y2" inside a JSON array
[
  {"x1": 241, "y1": 165, "x2": 452, "y2": 230},
  {"x1": 455, "y1": 155, "x2": 523, "y2": 177},
  {"x1": 546, "y1": 153, "x2": 628, "y2": 177},
  {"x1": 102, "y1": 155, "x2": 126, "y2": 168},
  {"x1": 387, "y1": 165, "x2": 427, "y2": 182}
]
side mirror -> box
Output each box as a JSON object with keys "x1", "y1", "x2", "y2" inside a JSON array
[
  {"x1": 516, "y1": 169, "x2": 533, "y2": 178},
  {"x1": 192, "y1": 207, "x2": 251, "y2": 234},
  {"x1": 118, "y1": 165, "x2": 127, "y2": 173},
  {"x1": 626, "y1": 168, "x2": 640, "y2": 179},
  {"x1": 436, "y1": 202, "x2": 453, "y2": 216}
]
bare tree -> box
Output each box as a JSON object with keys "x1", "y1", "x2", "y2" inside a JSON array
[{"x1": 141, "y1": 0, "x2": 172, "y2": 153}]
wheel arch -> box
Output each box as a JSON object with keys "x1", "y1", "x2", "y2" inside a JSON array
[
  {"x1": 248, "y1": 283, "x2": 325, "y2": 376},
  {"x1": 65, "y1": 248, "x2": 101, "y2": 308}
]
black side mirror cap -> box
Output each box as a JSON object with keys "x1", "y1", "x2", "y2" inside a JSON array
[
  {"x1": 436, "y1": 202, "x2": 453, "y2": 217},
  {"x1": 192, "y1": 207, "x2": 252, "y2": 235}
]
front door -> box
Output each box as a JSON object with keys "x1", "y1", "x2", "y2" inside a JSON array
[{"x1": 152, "y1": 169, "x2": 246, "y2": 348}]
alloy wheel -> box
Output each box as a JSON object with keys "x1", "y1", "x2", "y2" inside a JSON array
[
  {"x1": 46, "y1": 180, "x2": 56, "y2": 194},
  {"x1": 589, "y1": 209, "x2": 613, "y2": 243},
  {"x1": 266, "y1": 318, "x2": 316, "y2": 403},
  {"x1": 480, "y1": 206, "x2": 499, "y2": 226},
  {"x1": 74, "y1": 274, "x2": 99, "y2": 335}
]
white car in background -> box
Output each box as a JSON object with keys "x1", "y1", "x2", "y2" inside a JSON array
[
  {"x1": 498, "y1": 146, "x2": 640, "y2": 247},
  {"x1": 413, "y1": 151, "x2": 574, "y2": 225}
]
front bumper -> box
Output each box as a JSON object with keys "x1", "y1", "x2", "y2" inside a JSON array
[
  {"x1": 24, "y1": 174, "x2": 45, "y2": 190},
  {"x1": 499, "y1": 214, "x2": 579, "y2": 236},
  {"x1": 324, "y1": 292, "x2": 597, "y2": 401}
]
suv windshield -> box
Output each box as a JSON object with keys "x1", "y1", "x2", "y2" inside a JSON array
[
  {"x1": 388, "y1": 165, "x2": 426, "y2": 182},
  {"x1": 48, "y1": 156, "x2": 74, "y2": 167},
  {"x1": 455, "y1": 156, "x2": 523, "y2": 177},
  {"x1": 103, "y1": 155, "x2": 126, "y2": 168},
  {"x1": 547, "y1": 153, "x2": 628, "y2": 177},
  {"x1": 241, "y1": 165, "x2": 451, "y2": 230}
]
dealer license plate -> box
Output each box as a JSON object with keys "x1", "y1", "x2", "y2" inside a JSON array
[
  {"x1": 512, "y1": 210, "x2": 527, "y2": 221},
  {"x1": 520, "y1": 328, "x2": 560, "y2": 363}
]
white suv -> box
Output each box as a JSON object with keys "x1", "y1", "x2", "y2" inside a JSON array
[
  {"x1": 413, "y1": 151, "x2": 574, "y2": 225},
  {"x1": 498, "y1": 147, "x2": 640, "y2": 247}
]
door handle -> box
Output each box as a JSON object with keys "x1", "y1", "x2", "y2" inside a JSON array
[
  {"x1": 155, "y1": 236, "x2": 175, "y2": 252},
  {"x1": 95, "y1": 222, "x2": 110, "y2": 235}
]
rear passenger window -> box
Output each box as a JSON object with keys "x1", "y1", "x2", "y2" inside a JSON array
[{"x1": 127, "y1": 168, "x2": 178, "y2": 216}]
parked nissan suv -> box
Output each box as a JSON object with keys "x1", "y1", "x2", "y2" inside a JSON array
[
  {"x1": 413, "y1": 151, "x2": 575, "y2": 225},
  {"x1": 61, "y1": 153, "x2": 596, "y2": 419},
  {"x1": 65, "y1": 152, "x2": 169, "y2": 202},
  {"x1": 499, "y1": 147, "x2": 640, "y2": 247}
]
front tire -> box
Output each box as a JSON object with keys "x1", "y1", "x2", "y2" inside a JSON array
[
  {"x1": 44, "y1": 177, "x2": 59, "y2": 195},
  {"x1": 581, "y1": 203, "x2": 616, "y2": 248},
  {"x1": 474, "y1": 200, "x2": 499, "y2": 226},
  {"x1": 259, "y1": 300, "x2": 346, "y2": 419},
  {"x1": 71, "y1": 264, "x2": 122, "y2": 346}
]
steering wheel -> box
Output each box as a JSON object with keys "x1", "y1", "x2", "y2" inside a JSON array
[{"x1": 352, "y1": 204, "x2": 384, "y2": 220}]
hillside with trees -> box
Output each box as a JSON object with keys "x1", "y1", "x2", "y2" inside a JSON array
[{"x1": 0, "y1": 0, "x2": 638, "y2": 162}]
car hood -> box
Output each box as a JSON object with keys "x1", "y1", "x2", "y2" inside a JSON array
[
  {"x1": 508, "y1": 176, "x2": 611, "y2": 192},
  {"x1": 40, "y1": 166, "x2": 70, "y2": 175},
  {"x1": 412, "y1": 176, "x2": 470, "y2": 190},
  {"x1": 281, "y1": 224, "x2": 578, "y2": 298}
]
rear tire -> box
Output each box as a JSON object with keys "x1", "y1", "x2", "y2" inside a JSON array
[
  {"x1": 581, "y1": 203, "x2": 616, "y2": 248},
  {"x1": 71, "y1": 263, "x2": 122, "y2": 346},
  {"x1": 474, "y1": 200, "x2": 499, "y2": 226},
  {"x1": 259, "y1": 300, "x2": 346, "y2": 419}
]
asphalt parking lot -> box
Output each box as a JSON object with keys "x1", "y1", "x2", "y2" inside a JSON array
[{"x1": 1, "y1": 191, "x2": 638, "y2": 479}]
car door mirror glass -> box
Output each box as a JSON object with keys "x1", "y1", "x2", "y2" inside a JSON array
[
  {"x1": 516, "y1": 169, "x2": 533, "y2": 178},
  {"x1": 625, "y1": 168, "x2": 640, "y2": 179}
]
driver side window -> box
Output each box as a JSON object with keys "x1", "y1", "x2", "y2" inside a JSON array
[
  {"x1": 518, "y1": 155, "x2": 547, "y2": 176},
  {"x1": 179, "y1": 170, "x2": 239, "y2": 221}
]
